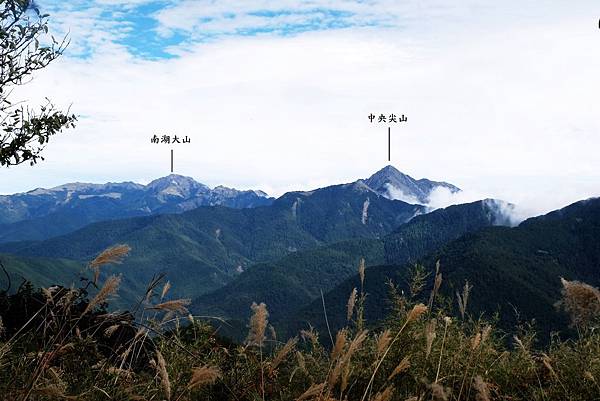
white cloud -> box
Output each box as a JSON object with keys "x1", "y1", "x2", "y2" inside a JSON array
[
  {"x1": 426, "y1": 187, "x2": 485, "y2": 210},
  {"x1": 1, "y1": 1, "x2": 599, "y2": 222},
  {"x1": 384, "y1": 184, "x2": 421, "y2": 205},
  {"x1": 424, "y1": 188, "x2": 529, "y2": 225},
  {"x1": 152, "y1": 0, "x2": 391, "y2": 38},
  {"x1": 150, "y1": 0, "x2": 582, "y2": 40}
]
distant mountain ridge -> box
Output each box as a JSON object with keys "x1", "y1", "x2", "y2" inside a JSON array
[
  {"x1": 0, "y1": 166, "x2": 458, "y2": 243},
  {"x1": 266, "y1": 165, "x2": 459, "y2": 206},
  {"x1": 0, "y1": 177, "x2": 425, "y2": 303},
  {"x1": 0, "y1": 174, "x2": 273, "y2": 243}
]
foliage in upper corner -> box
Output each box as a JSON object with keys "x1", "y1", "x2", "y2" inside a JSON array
[{"x1": 0, "y1": 0, "x2": 76, "y2": 167}]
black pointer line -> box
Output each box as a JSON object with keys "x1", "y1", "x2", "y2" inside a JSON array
[
  {"x1": 171, "y1": 149, "x2": 174, "y2": 173},
  {"x1": 388, "y1": 127, "x2": 391, "y2": 162}
]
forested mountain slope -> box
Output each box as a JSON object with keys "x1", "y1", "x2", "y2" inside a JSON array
[
  {"x1": 192, "y1": 199, "x2": 509, "y2": 326},
  {"x1": 290, "y1": 198, "x2": 600, "y2": 339},
  {"x1": 0, "y1": 182, "x2": 423, "y2": 302}
]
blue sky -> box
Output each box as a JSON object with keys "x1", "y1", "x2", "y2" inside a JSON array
[
  {"x1": 39, "y1": 0, "x2": 401, "y2": 59},
  {"x1": 2, "y1": 0, "x2": 600, "y2": 217},
  {"x1": 42, "y1": 0, "x2": 571, "y2": 60}
]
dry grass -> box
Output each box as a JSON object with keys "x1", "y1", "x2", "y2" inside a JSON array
[
  {"x1": 425, "y1": 318, "x2": 437, "y2": 358},
  {"x1": 346, "y1": 288, "x2": 357, "y2": 322},
  {"x1": 387, "y1": 356, "x2": 410, "y2": 380},
  {"x1": 150, "y1": 299, "x2": 191, "y2": 314},
  {"x1": 155, "y1": 349, "x2": 171, "y2": 400},
  {"x1": 556, "y1": 277, "x2": 600, "y2": 329},
  {"x1": 246, "y1": 302, "x2": 269, "y2": 347},
  {"x1": 2, "y1": 252, "x2": 600, "y2": 401},
  {"x1": 359, "y1": 258, "x2": 366, "y2": 287},
  {"x1": 187, "y1": 365, "x2": 222, "y2": 390},
  {"x1": 473, "y1": 375, "x2": 491, "y2": 401},
  {"x1": 375, "y1": 329, "x2": 391, "y2": 357},
  {"x1": 456, "y1": 280, "x2": 472, "y2": 320},
  {"x1": 271, "y1": 337, "x2": 298, "y2": 372},
  {"x1": 89, "y1": 244, "x2": 131, "y2": 283},
  {"x1": 84, "y1": 275, "x2": 121, "y2": 314},
  {"x1": 160, "y1": 281, "x2": 171, "y2": 300},
  {"x1": 371, "y1": 385, "x2": 394, "y2": 401}
]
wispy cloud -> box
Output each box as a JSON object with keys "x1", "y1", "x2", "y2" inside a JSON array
[
  {"x1": 38, "y1": 0, "x2": 584, "y2": 60},
  {"x1": 40, "y1": 0, "x2": 397, "y2": 59},
  {"x1": 152, "y1": 1, "x2": 391, "y2": 42}
]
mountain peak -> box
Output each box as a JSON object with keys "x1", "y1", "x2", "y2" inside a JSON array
[
  {"x1": 364, "y1": 165, "x2": 459, "y2": 205},
  {"x1": 368, "y1": 164, "x2": 410, "y2": 180},
  {"x1": 371, "y1": 165, "x2": 405, "y2": 178},
  {"x1": 147, "y1": 174, "x2": 202, "y2": 187},
  {"x1": 146, "y1": 174, "x2": 209, "y2": 199}
]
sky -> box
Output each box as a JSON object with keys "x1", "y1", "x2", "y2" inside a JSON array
[{"x1": 1, "y1": 0, "x2": 599, "y2": 217}]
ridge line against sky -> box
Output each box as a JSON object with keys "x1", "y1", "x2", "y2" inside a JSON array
[{"x1": 1, "y1": 0, "x2": 599, "y2": 217}]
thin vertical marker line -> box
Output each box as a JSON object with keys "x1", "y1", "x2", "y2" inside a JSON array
[
  {"x1": 388, "y1": 127, "x2": 391, "y2": 161},
  {"x1": 170, "y1": 149, "x2": 173, "y2": 173}
]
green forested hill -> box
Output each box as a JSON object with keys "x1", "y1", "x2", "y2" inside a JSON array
[
  {"x1": 384, "y1": 198, "x2": 513, "y2": 264},
  {"x1": 289, "y1": 198, "x2": 600, "y2": 339},
  {"x1": 191, "y1": 200, "x2": 507, "y2": 328},
  {"x1": 192, "y1": 238, "x2": 384, "y2": 322},
  {"x1": 0, "y1": 183, "x2": 422, "y2": 302},
  {"x1": 0, "y1": 253, "x2": 84, "y2": 290}
]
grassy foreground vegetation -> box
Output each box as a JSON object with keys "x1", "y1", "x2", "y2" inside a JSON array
[{"x1": 1, "y1": 246, "x2": 600, "y2": 401}]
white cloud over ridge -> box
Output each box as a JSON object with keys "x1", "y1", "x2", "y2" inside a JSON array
[
  {"x1": 384, "y1": 183, "x2": 421, "y2": 205},
  {"x1": 425, "y1": 187, "x2": 529, "y2": 226},
  {"x1": 426, "y1": 187, "x2": 484, "y2": 211},
  {"x1": 383, "y1": 184, "x2": 527, "y2": 225}
]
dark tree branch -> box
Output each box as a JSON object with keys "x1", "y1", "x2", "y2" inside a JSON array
[
  {"x1": 0, "y1": 259, "x2": 11, "y2": 293},
  {"x1": 0, "y1": 0, "x2": 76, "y2": 167}
]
